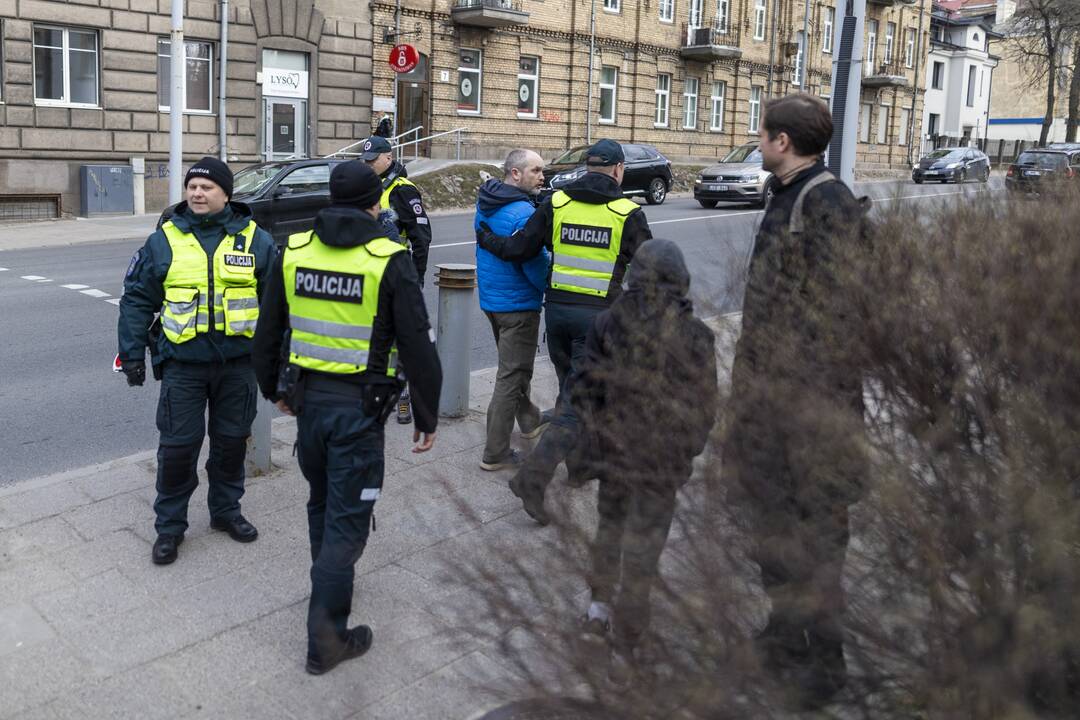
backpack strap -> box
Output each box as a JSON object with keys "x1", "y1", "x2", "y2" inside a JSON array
[{"x1": 789, "y1": 171, "x2": 838, "y2": 234}]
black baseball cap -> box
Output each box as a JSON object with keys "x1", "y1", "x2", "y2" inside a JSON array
[
  {"x1": 360, "y1": 136, "x2": 393, "y2": 160},
  {"x1": 585, "y1": 139, "x2": 624, "y2": 167}
]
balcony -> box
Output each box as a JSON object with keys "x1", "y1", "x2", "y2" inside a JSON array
[
  {"x1": 450, "y1": 0, "x2": 529, "y2": 28},
  {"x1": 863, "y1": 60, "x2": 910, "y2": 88},
  {"x1": 680, "y1": 23, "x2": 742, "y2": 62},
  {"x1": 868, "y1": 0, "x2": 918, "y2": 5}
]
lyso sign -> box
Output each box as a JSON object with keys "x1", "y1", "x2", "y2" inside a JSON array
[{"x1": 264, "y1": 69, "x2": 308, "y2": 99}]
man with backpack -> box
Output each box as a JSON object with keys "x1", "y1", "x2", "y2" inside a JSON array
[{"x1": 723, "y1": 93, "x2": 869, "y2": 710}]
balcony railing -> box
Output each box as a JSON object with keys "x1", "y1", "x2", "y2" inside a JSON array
[
  {"x1": 680, "y1": 23, "x2": 742, "y2": 61},
  {"x1": 450, "y1": 0, "x2": 529, "y2": 27},
  {"x1": 862, "y1": 59, "x2": 910, "y2": 88}
]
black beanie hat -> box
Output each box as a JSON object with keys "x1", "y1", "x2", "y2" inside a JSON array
[
  {"x1": 185, "y1": 156, "x2": 234, "y2": 199},
  {"x1": 330, "y1": 161, "x2": 382, "y2": 209}
]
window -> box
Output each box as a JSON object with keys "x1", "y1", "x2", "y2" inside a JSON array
[
  {"x1": 517, "y1": 56, "x2": 539, "y2": 118},
  {"x1": 877, "y1": 104, "x2": 889, "y2": 144},
  {"x1": 932, "y1": 61, "x2": 944, "y2": 90},
  {"x1": 33, "y1": 26, "x2": 99, "y2": 106},
  {"x1": 965, "y1": 65, "x2": 976, "y2": 107},
  {"x1": 717, "y1": 0, "x2": 730, "y2": 32},
  {"x1": 689, "y1": 0, "x2": 703, "y2": 27},
  {"x1": 754, "y1": 0, "x2": 767, "y2": 40},
  {"x1": 659, "y1": 0, "x2": 674, "y2": 22},
  {"x1": 603, "y1": 0, "x2": 620, "y2": 11},
  {"x1": 457, "y1": 48, "x2": 481, "y2": 114},
  {"x1": 793, "y1": 31, "x2": 805, "y2": 86},
  {"x1": 277, "y1": 165, "x2": 330, "y2": 194},
  {"x1": 860, "y1": 103, "x2": 872, "y2": 143},
  {"x1": 749, "y1": 85, "x2": 762, "y2": 133},
  {"x1": 823, "y1": 7, "x2": 834, "y2": 53},
  {"x1": 599, "y1": 66, "x2": 617, "y2": 124},
  {"x1": 904, "y1": 28, "x2": 915, "y2": 68},
  {"x1": 979, "y1": 69, "x2": 985, "y2": 98},
  {"x1": 683, "y1": 77, "x2": 699, "y2": 129},
  {"x1": 885, "y1": 22, "x2": 895, "y2": 64},
  {"x1": 928, "y1": 112, "x2": 940, "y2": 136},
  {"x1": 157, "y1": 39, "x2": 213, "y2": 113},
  {"x1": 709, "y1": 80, "x2": 726, "y2": 131},
  {"x1": 866, "y1": 20, "x2": 878, "y2": 75},
  {"x1": 655, "y1": 74, "x2": 671, "y2": 127},
  {"x1": 898, "y1": 107, "x2": 910, "y2": 146}
]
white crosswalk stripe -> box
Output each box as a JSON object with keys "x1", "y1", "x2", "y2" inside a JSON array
[
  {"x1": 80, "y1": 289, "x2": 110, "y2": 298},
  {"x1": 62, "y1": 284, "x2": 90, "y2": 290},
  {"x1": 0, "y1": 267, "x2": 8, "y2": 272},
  {"x1": 105, "y1": 298, "x2": 122, "y2": 306},
  {"x1": 21, "y1": 275, "x2": 51, "y2": 282}
]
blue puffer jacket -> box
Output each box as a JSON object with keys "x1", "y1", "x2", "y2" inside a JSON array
[{"x1": 474, "y1": 179, "x2": 549, "y2": 313}]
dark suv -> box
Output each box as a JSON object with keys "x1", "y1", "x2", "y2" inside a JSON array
[
  {"x1": 543, "y1": 144, "x2": 673, "y2": 205},
  {"x1": 159, "y1": 158, "x2": 344, "y2": 244},
  {"x1": 1005, "y1": 150, "x2": 1080, "y2": 196}
]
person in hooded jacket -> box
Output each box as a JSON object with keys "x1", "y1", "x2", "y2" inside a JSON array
[
  {"x1": 361, "y1": 135, "x2": 432, "y2": 426},
  {"x1": 251, "y1": 160, "x2": 441, "y2": 675},
  {"x1": 475, "y1": 149, "x2": 552, "y2": 471},
  {"x1": 476, "y1": 139, "x2": 653, "y2": 525},
  {"x1": 569, "y1": 239, "x2": 718, "y2": 676},
  {"x1": 118, "y1": 157, "x2": 276, "y2": 566}
]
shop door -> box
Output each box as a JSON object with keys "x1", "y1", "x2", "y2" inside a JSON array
[
  {"x1": 396, "y1": 54, "x2": 430, "y2": 157},
  {"x1": 264, "y1": 98, "x2": 307, "y2": 161}
]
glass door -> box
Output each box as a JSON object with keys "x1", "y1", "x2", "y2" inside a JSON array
[{"x1": 264, "y1": 98, "x2": 306, "y2": 161}]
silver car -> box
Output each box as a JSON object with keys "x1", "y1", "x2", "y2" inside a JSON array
[{"x1": 694, "y1": 142, "x2": 775, "y2": 208}]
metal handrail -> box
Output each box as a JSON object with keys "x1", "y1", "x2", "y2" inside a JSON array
[
  {"x1": 393, "y1": 127, "x2": 469, "y2": 161},
  {"x1": 394, "y1": 126, "x2": 424, "y2": 162},
  {"x1": 682, "y1": 22, "x2": 741, "y2": 47},
  {"x1": 324, "y1": 126, "x2": 424, "y2": 160},
  {"x1": 452, "y1": 0, "x2": 524, "y2": 11}
]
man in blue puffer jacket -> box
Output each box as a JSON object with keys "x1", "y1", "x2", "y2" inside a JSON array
[{"x1": 475, "y1": 149, "x2": 552, "y2": 470}]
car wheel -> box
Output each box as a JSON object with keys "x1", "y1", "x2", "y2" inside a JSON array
[
  {"x1": 913, "y1": 177, "x2": 923, "y2": 185},
  {"x1": 697, "y1": 199, "x2": 717, "y2": 209},
  {"x1": 758, "y1": 179, "x2": 776, "y2": 208},
  {"x1": 980, "y1": 166, "x2": 990, "y2": 183},
  {"x1": 957, "y1": 169, "x2": 966, "y2": 184},
  {"x1": 645, "y1": 177, "x2": 667, "y2": 205}
]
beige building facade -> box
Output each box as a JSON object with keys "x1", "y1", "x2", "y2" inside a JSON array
[
  {"x1": 372, "y1": 0, "x2": 931, "y2": 170},
  {"x1": 0, "y1": 0, "x2": 373, "y2": 216}
]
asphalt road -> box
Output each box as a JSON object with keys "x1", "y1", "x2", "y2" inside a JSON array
[{"x1": 0, "y1": 179, "x2": 1001, "y2": 485}]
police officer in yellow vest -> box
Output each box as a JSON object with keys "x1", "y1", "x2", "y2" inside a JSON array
[
  {"x1": 252, "y1": 161, "x2": 441, "y2": 675},
  {"x1": 476, "y1": 139, "x2": 653, "y2": 525},
  {"x1": 118, "y1": 157, "x2": 276, "y2": 566},
  {"x1": 361, "y1": 135, "x2": 432, "y2": 425}
]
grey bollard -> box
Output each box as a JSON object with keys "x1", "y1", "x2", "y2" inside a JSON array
[
  {"x1": 245, "y1": 394, "x2": 274, "y2": 477},
  {"x1": 435, "y1": 263, "x2": 477, "y2": 417}
]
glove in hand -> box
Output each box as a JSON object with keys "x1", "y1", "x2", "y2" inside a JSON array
[{"x1": 122, "y1": 360, "x2": 146, "y2": 387}]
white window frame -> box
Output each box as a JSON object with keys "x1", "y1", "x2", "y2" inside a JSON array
[
  {"x1": 157, "y1": 38, "x2": 214, "y2": 114},
  {"x1": 603, "y1": 0, "x2": 620, "y2": 13},
  {"x1": 866, "y1": 20, "x2": 878, "y2": 76},
  {"x1": 655, "y1": 73, "x2": 671, "y2": 128},
  {"x1": 904, "y1": 28, "x2": 915, "y2": 68},
  {"x1": 659, "y1": 0, "x2": 674, "y2": 23},
  {"x1": 689, "y1": 0, "x2": 703, "y2": 28},
  {"x1": 860, "y1": 103, "x2": 872, "y2": 143},
  {"x1": 457, "y1": 48, "x2": 482, "y2": 115},
  {"x1": 683, "y1": 77, "x2": 699, "y2": 129},
  {"x1": 965, "y1": 64, "x2": 976, "y2": 107},
  {"x1": 823, "y1": 7, "x2": 834, "y2": 53},
  {"x1": 885, "y1": 22, "x2": 895, "y2": 64},
  {"x1": 717, "y1": 0, "x2": 730, "y2": 33},
  {"x1": 931, "y1": 61, "x2": 944, "y2": 90},
  {"x1": 516, "y1": 55, "x2": 539, "y2": 119},
  {"x1": 749, "y1": 85, "x2": 762, "y2": 134},
  {"x1": 32, "y1": 25, "x2": 100, "y2": 108},
  {"x1": 898, "y1": 107, "x2": 910, "y2": 146},
  {"x1": 793, "y1": 31, "x2": 804, "y2": 86},
  {"x1": 599, "y1": 65, "x2": 618, "y2": 124},
  {"x1": 709, "y1": 80, "x2": 726, "y2": 132},
  {"x1": 0, "y1": 20, "x2": 4, "y2": 103},
  {"x1": 877, "y1": 103, "x2": 889, "y2": 144},
  {"x1": 754, "y1": 0, "x2": 767, "y2": 41}
]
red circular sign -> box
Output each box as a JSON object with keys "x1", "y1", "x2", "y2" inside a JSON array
[{"x1": 389, "y1": 44, "x2": 419, "y2": 74}]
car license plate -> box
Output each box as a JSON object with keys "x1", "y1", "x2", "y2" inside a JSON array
[
  {"x1": 925, "y1": 171, "x2": 937, "y2": 176},
  {"x1": 1024, "y1": 170, "x2": 1041, "y2": 177},
  {"x1": 710, "y1": 184, "x2": 728, "y2": 192}
]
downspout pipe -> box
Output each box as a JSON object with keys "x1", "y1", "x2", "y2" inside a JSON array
[
  {"x1": 801, "y1": 0, "x2": 810, "y2": 88},
  {"x1": 218, "y1": 0, "x2": 228, "y2": 161},
  {"x1": 906, "y1": 0, "x2": 925, "y2": 166},
  {"x1": 767, "y1": 0, "x2": 780, "y2": 96},
  {"x1": 169, "y1": 0, "x2": 184, "y2": 204},
  {"x1": 586, "y1": 0, "x2": 596, "y2": 145}
]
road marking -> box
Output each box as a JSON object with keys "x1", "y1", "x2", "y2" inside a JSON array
[
  {"x1": 653, "y1": 210, "x2": 763, "y2": 225},
  {"x1": 80, "y1": 289, "x2": 110, "y2": 298},
  {"x1": 61, "y1": 284, "x2": 90, "y2": 290},
  {"x1": 105, "y1": 298, "x2": 122, "y2": 306},
  {"x1": 21, "y1": 275, "x2": 49, "y2": 281},
  {"x1": 431, "y1": 240, "x2": 481, "y2": 250},
  {"x1": 0, "y1": 267, "x2": 8, "y2": 272}
]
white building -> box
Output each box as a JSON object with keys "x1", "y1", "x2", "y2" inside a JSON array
[{"x1": 921, "y1": 0, "x2": 1000, "y2": 152}]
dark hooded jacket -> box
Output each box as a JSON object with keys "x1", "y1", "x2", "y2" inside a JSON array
[
  {"x1": 118, "y1": 200, "x2": 276, "y2": 365},
  {"x1": 569, "y1": 240, "x2": 719, "y2": 483},
  {"x1": 378, "y1": 160, "x2": 432, "y2": 284},
  {"x1": 251, "y1": 205, "x2": 442, "y2": 433},
  {"x1": 475, "y1": 171, "x2": 653, "y2": 308}
]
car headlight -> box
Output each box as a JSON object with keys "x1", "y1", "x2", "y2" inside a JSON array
[
  {"x1": 946, "y1": 162, "x2": 960, "y2": 169},
  {"x1": 553, "y1": 168, "x2": 586, "y2": 186},
  {"x1": 741, "y1": 175, "x2": 759, "y2": 183}
]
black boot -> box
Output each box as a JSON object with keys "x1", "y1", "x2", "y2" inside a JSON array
[
  {"x1": 305, "y1": 625, "x2": 374, "y2": 675},
  {"x1": 152, "y1": 534, "x2": 183, "y2": 565},
  {"x1": 508, "y1": 473, "x2": 550, "y2": 526}
]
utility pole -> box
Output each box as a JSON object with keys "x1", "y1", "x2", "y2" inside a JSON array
[
  {"x1": 168, "y1": 0, "x2": 184, "y2": 203},
  {"x1": 827, "y1": 0, "x2": 866, "y2": 186}
]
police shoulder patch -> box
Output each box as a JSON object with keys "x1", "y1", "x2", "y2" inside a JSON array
[
  {"x1": 125, "y1": 250, "x2": 141, "y2": 278},
  {"x1": 409, "y1": 198, "x2": 424, "y2": 215}
]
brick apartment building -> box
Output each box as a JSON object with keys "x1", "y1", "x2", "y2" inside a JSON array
[
  {"x1": 372, "y1": 0, "x2": 931, "y2": 170},
  {"x1": 0, "y1": 0, "x2": 374, "y2": 216}
]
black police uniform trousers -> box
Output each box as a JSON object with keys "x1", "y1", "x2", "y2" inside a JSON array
[
  {"x1": 154, "y1": 358, "x2": 257, "y2": 536},
  {"x1": 295, "y1": 385, "x2": 385, "y2": 660},
  {"x1": 516, "y1": 300, "x2": 602, "y2": 495}
]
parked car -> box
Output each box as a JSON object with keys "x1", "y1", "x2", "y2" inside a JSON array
[
  {"x1": 693, "y1": 142, "x2": 775, "y2": 208},
  {"x1": 159, "y1": 158, "x2": 345, "y2": 245},
  {"x1": 912, "y1": 147, "x2": 991, "y2": 184},
  {"x1": 544, "y1": 144, "x2": 673, "y2": 205},
  {"x1": 1005, "y1": 150, "x2": 1080, "y2": 196}
]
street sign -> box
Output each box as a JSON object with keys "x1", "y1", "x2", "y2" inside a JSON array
[{"x1": 389, "y1": 45, "x2": 419, "y2": 74}]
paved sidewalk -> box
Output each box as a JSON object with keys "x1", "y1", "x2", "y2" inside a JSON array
[
  {"x1": 0, "y1": 214, "x2": 160, "y2": 252},
  {"x1": 0, "y1": 316, "x2": 739, "y2": 720}
]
